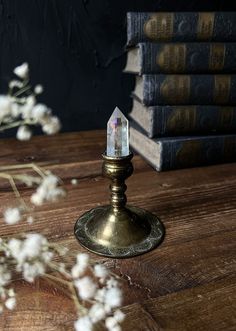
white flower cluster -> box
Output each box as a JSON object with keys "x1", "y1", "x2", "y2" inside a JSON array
[
  {"x1": 7, "y1": 234, "x2": 53, "y2": 282},
  {"x1": 4, "y1": 207, "x2": 22, "y2": 225},
  {"x1": 0, "y1": 234, "x2": 54, "y2": 313},
  {"x1": 0, "y1": 257, "x2": 16, "y2": 313},
  {"x1": 0, "y1": 236, "x2": 124, "y2": 330},
  {"x1": 72, "y1": 253, "x2": 125, "y2": 331},
  {"x1": 0, "y1": 63, "x2": 61, "y2": 140},
  {"x1": 31, "y1": 174, "x2": 66, "y2": 206}
]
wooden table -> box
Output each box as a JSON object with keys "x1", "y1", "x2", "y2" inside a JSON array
[{"x1": 0, "y1": 130, "x2": 235, "y2": 331}]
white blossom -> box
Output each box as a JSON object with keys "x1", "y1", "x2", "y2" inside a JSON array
[
  {"x1": 0, "y1": 95, "x2": 12, "y2": 120},
  {"x1": 8, "y1": 239, "x2": 22, "y2": 259},
  {"x1": 4, "y1": 207, "x2": 21, "y2": 225},
  {"x1": 13, "y1": 63, "x2": 29, "y2": 79},
  {"x1": 75, "y1": 276, "x2": 97, "y2": 300},
  {"x1": 5, "y1": 297, "x2": 16, "y2": 310},
  {"x1": 71, "y1": 253, "x2": 89, "y2": 278},
  {"x1": 32, "y1": 104, "x2": 51, "y2": 122},
  {"x1": 11, "y1": 103, "x2": 20, "y2": 118},
  {"x1": 89, "y1": 303, "x2": 106, "y2": 323},
  {"x1": 94, "y1": 264, "x2": 108, "y2": 279},
  {"x1": 31, "y1": 174, "x2": 65, "y2": 206},
  {"x1": 74, "y1": 316, "x2": 93, "y2": 331},
  {"x1": 42, "y1": 116, "x2": 61, "y2": 135},
  {"x1": 27, "y1": 216, "x2": 34, "y2": 224},
  {"x1": 9, "y1": 80, "x2": 24, "y2": 89},
  {"x1": 34, "y1": 85, "x2": 43, "y2": 94},
  {"x1": 22, "y1": 261, "x2": 45, "y2": 282},
  {"x1": 0, "y1": 265, "x2": 11, "y2": 286},
  {"x1": 21, "y1": 95, "x2": 36, "y2": 119},
  {"x1": 114, "y1": 310, "x2": 125, "y2": 323},
  {"x1": 105, "y1": 317, "x2": 117, "y2": 330},
  {"x1": 104, "y1": 287, "x2": 122, "y2": 309},
  {"x1": 71, "y1": 178, "x2": 78, "y2": 185},
  {"x1": 16, "y1": 125, "x2": 32, "y2": 141}
]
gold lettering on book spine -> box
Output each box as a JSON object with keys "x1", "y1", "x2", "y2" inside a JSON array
[
  {"x1": 213, "y1": 75, "x2": 231, "y2": 103},
  {"x1": 166, "y1": 106, "x2": 196, "y2": 133},
  {"x1": 144, "y1": 13, "x2": 174, "y2": 41},
  {"x1": 157, "y1": 44, "x2": 186, "y2": 72},
  {"x1": 160, "y1": 76, "x2": 190, "y2": 103},
  {"x1": 197, "y1": 13, "x2": 215, "y2": 40},
  {"x1": 209, "y1": 44, "x2": 225, "y2": 71}
]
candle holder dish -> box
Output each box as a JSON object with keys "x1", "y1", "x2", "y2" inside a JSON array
[{"x1": 74, "y1": 152, "x2": 165, "y2": 258}]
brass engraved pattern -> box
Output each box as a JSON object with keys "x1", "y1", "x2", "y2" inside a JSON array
[
  {"x1": 166, "y1": 106, "x2": 196, "y2": 132},
  {"x1": 160, "y1": 76, "x2": 190, "y2": 103},
  {"x1": 209, "y1": 44, "x2": 225, "y2": 71},
  {"x1": 157, "y1": 44, "x2": 186, "y2": 72},
  {"x1": 197, "y1": 13, "x2": 215, "y2": 40},
  {"x1": 144, "y1": 13, "x2": 174, "y2": 41},
  {"x1": 219, "y1": 107, "x2": 234, "y2": 128},
  {"x1": 213, "y1": 75, "x2": 231, "y2": 103}
]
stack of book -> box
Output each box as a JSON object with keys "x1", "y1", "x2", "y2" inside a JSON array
[{"x1": 125, "y1": 12, "x2": 236, "y2": 171}]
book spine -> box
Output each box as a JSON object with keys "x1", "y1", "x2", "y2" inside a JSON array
[
  {"x1": 160, "y1": 135, "x2": 236, "y2": 171},
  {"x1": 127, "y1": 12, "x2": 236, "y2": 45},
  {"x1": 152, "y1": 105, "x2": 236, "y2": 137},
  {"x1": 143, "y1": 74, "x2": 236, "y2": 106},
  {"x1": 140, "y1": 43, "x2": 236, "y2": 74}
]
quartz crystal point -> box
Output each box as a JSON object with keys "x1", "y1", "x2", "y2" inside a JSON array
[{"x1": 107, "y1": 107, "x2": 129, "y2": 157}]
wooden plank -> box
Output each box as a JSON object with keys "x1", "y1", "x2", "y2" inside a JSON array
[{"x1": 0, "y1": 130, "x2": 235, "y2": 330}]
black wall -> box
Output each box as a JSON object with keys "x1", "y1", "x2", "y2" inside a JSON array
[{"x1": 0, "y1": 0, "x2": 235, "y2": 134}]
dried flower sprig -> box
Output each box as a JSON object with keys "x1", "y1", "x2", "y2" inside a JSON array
[
  {"x1": 0, "y1": 234, "x2": 124, "y2": 331},
  {"x1": 0, "y1": 62, "x2": 61, "y2": 140},
  {"x1": 0, "y1": 64, "x2": 125, "y2": 330},
  {"x1": 1, "y1": 163, "x2": 66, "y2": 225}
]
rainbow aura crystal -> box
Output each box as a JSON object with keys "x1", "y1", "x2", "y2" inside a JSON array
[{"x1": 106, "y1": 107, "x2": 129, "y2": 157}]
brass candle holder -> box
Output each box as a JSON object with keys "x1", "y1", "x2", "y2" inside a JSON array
[{"x1": 74, "y1": 152, "x2": 165, "y2": 258}]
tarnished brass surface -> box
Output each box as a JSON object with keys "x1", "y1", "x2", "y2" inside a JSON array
[{"x1": 74, "y1": 153, "x2": 165, "y2": 258}]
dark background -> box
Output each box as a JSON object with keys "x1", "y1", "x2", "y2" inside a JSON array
[{"x1": 0, "y1": 0, "x2": 236, "y2": 135}]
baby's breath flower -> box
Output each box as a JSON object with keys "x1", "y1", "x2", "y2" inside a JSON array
[
  {"x1": 30, "y1": 174, "x2": 65, "y2": 206},
  {"x1": 0, "y1": 265, "x2": 11, "y2": 286},
  {"x1": 0, "y1": 95, "x2": 12, "y2": 120},
  {"x1": 94, "y1": 264, "x2": 108, "y2": 279},
  {"x1": 4, "y1": 207, "x2": 21, "y2": 225},
  {"x1": 114, "y1": 310, "x2": 125, "y2": 323},
  {"x1": 5, "y1": 297, "x2": 16, "y2": 310},
  {"x1": 9, "y1": 80, "x2": 24, "y2": 89},
  {"x1": 75, "y1": 276, "x2": 97, "y2": 300},
  {"x1": 27, "y1": 216, "x2": 34, "y2": 224},
  {"x1": 32, "y1": 104, "x2": 51, "y2": 122},
  {"x1": 42, "y1": 116, "x2": 61, "y2": 135},
  {"x1": 16, "y1": 125, "x2": 32, "y2": 141},
  {"x1": 21, "y1": 95, "x2": 36, "y2": 119},
  {"x1": 104, "y1": 287, "x2": 122, "y2": 309},
  {"x1": 13, "y1": 63, "x2": 29, "y2": 79},
  {"x1": 89, "y1": 303, "x2": 106, "y2": 323},
  {"x1": 34, "y1": 85, "x2": 43, "y2": 94},
  {"x1": 71, "y1": 178, "x2": 78, "y2": 185},
  {"x1": 74, "y1": 316, "x2": 93, "y2": 331}
]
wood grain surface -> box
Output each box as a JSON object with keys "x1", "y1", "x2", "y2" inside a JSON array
[{"x1": 0, "y1": 130, "x2": 235, "y2": 331}]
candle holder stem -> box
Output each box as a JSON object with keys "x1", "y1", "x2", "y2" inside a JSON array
[{"x1": 74, "y1": 153, "x2": 164, "y2": 258}]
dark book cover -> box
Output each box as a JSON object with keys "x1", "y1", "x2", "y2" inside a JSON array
[
  {"x1": 133, "y1": 74, "x2": 236, "y2": 106},
  {"x1": 127, "y1": 12, "x2": 236, "y2": 45},
  {"x1": 130, "y1": 123, "x2": 236, "y2": 171},
  {"x1": 125, "y1": 43, "x2": 236, "y2": 74},
  {"x1": 129, "y1": 99, "x2": 236, "y2": 137}
]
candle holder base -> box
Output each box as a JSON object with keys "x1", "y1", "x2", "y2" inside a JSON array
[{"x1": 74, "y1": 205, "x2": 164, "y2": 258}]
